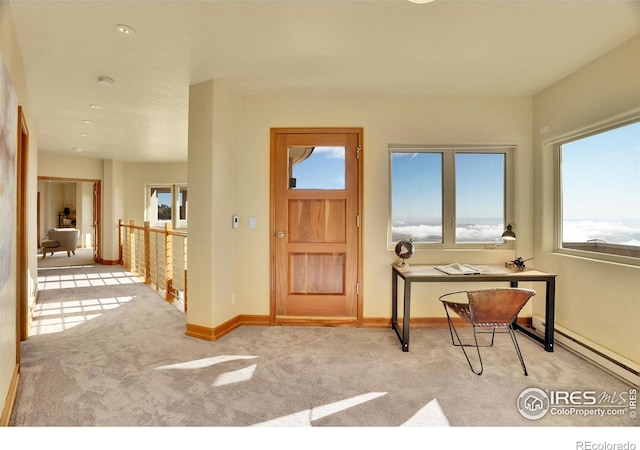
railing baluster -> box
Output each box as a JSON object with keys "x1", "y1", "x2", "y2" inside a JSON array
[{"x1": 118, "y1": 220, "x2": 187, "y2": 312}]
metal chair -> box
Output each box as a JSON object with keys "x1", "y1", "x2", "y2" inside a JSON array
[{"x1": 439, "y1": 288, "x2": 536, "y2": 376}]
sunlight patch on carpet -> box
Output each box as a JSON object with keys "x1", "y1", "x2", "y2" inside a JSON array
[
  {"x1": 30, "y1": 295, "x2": 135, "y2": 336},
  {"x1": 400, "y1": 399, "x2": 450, "y2": 426},
  {"x1": 213, "y1": 363, "x2": 257, "y2": 387},
  {"x1": 252, "y1": 392, "x2": 387, "y2": 426},
  {"x1": 155, "y1": 355, "x2": 258, "y2": 370}
]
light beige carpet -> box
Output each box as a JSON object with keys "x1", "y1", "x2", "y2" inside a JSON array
[
  {"x1": 38, "y1": 247, "x2": 95, "y2": 269},
  {"x1": 11, "y1": 264, "x2": 637, "y2": 430}
]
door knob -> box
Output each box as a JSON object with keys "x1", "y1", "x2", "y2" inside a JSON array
[{"x1": 276, "y1": 231, "x2": 286, "y2": 238}]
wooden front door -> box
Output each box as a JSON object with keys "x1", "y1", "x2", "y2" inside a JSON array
[{"x1": 271, "y1": 128, "x2": 362, "y2": 325}]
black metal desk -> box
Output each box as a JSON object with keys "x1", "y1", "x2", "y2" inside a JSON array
[{"x1": 391, "y1": 264, "x2": 556, "y2": 352}]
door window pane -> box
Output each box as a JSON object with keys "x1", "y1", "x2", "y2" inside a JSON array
[{"x1": 288, "y1": 146, "x2": 345, "y2": 189}]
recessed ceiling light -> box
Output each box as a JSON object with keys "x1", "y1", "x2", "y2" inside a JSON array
[
  {"x1": 408, "y1": 0, "x2": 435, "y2": 3},
  {"x1": 83, "y1": 120, "x2": 94, "y2": 124},
  {"x1": 89, "y1": 104, "x2": 102, "y2": 110},
  {"x1": 115, "y1": 24, "x2": 136, "y2": 35},
  {"x1": 80, "y1": 133, "x2": 89, "y2": 137},
  {"x1": 73, "y1": 147, "x2": 83, "y2": 153},
  {"x1": 97, "y1": 76, "x2": 114, "y2": 88}
]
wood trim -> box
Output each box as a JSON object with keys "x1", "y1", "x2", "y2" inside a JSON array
[
  {"x1": 186, "y1": 315, "x2": 271, "y2": 341},
  {"x1": 100, "y1": 259, "x2": 121, "y2": 265},
  {"x1": 17, "y1": 106, "x2": 29, "y2": 346},
  {"x1": 275, "y1": 316, "x2": 358, "y2": 327},
  {"x1": 0, "y1": 364, "x2": 20, "y2": 426},
  {"x1": 184, "y1": 315, "x2": 533, "y2": 343}
]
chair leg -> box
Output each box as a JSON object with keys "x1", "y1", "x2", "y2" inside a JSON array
[
  {"x1": 508, "y1": 326, "x2": 528, "y2": 376},
  {"x1": 444, "y1": 310, "x2": 484, "y2": 375}
]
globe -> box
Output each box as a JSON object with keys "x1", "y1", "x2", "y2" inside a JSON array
[{"x1": 394, "y1": 239, "x2": 415, "y2": 266}]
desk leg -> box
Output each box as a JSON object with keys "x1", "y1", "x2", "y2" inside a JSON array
[
  {"x1": 545, "y1": 277, "x2": 555, "y2": 352},
  {"x1": 402, "y1": 280, "x2": 411, "y2": 352},
  {"x1": 510, "y1": 280, "x2": 555, "y2": 353},
  {"x1": 391, "y1": 270, "x2": 398, "y2": 325}
]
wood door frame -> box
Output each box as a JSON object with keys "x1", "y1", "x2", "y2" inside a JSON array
[
  {"x1": 17, "y1": 106, "x2": 29, "y2": 346},
  {"x1": 37, "y1": 176, "x2": 102, "y2": 263},
  {"x1": 269, "y1": 127, "x2": 364, "y2": 326}
]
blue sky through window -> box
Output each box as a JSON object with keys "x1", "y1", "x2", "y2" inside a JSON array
[
  {"x1": 291, "y1": 146, "x2": 345, "y2": 190},
  {"x1": 561, "y1": 120, "x2": 640, "y2": 246}
]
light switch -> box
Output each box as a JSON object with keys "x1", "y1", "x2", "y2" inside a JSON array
[
  {"x1": 232, "y1": 215, "x2": 239, "y2": 229},
  {"x1": 248, "y1": 216, "x2": 257, "y2": 229}
]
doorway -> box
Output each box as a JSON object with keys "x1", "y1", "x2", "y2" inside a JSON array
[
  {"x1": 37, "y1": 177, "x2": 102, "y2": 263},
  {"x1": 270, "y1": 128, "x2": 363, "y2": 326}
]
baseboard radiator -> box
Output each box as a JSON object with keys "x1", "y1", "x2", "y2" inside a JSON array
[{"x1": 532, "y1": 315, "x2": 639, "y2": 387}]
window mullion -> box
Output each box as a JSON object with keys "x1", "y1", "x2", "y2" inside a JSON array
[{"x1": 442, "y1": 150, "x2": 456, "y2": 246}]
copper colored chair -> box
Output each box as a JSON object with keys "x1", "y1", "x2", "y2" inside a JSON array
[{"x1": 439, "y1": 288, "x2": 536, "y2": 376}]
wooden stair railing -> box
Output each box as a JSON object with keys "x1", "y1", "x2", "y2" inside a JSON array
[{"x1": 118, "y1": 219, "x2": 188, "y2": 312}]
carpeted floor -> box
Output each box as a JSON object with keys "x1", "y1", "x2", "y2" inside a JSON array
[
  {"x1": 37, "y1": 247, "x2": 95, "y2": 269},
  {"x1": 10, "y1": 264, "x2": 638, "y2": 430}
]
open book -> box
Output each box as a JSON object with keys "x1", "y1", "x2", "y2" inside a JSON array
[{"x1": 434, "y1": 263, "x2": 482, "y2": 275}]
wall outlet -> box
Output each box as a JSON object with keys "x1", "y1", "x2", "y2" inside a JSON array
[{"x1": 231, "y1": 293, "x2": 236, "y2": 305}]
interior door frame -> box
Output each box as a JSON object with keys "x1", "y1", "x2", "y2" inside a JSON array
[
  {"x1": 37, "y1": 176, "x2": 102, "y2": 263},
  {"x1": 17, "y1": 106, "x2": 29, "y2": 345},
  {"x1": 269, "y1": 127, "x2": 364, "y2": 326}
]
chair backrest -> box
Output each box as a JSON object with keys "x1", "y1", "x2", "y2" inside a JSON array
[{"x1": 466, "y1": 288, "x2": 536, "y2": 326}]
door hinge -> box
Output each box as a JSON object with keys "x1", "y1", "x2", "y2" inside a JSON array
[
  {"x1": 356, "y1": 282, "x2": 360, "y2": 295},
  {"x1": 356, "y1": 145, "x2": 362, "y2": 160},
  {"x1": 356, "y1": 214, "x2": 360, "y2": 228}
]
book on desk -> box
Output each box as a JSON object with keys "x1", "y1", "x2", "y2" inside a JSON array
[{"x1": 434, "y1": 263, "x2": 507, "y2": 275}]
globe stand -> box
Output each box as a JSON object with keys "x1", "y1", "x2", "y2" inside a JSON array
[{"x1": 398, "y1": 259, "x2": 410, "y2": 267}]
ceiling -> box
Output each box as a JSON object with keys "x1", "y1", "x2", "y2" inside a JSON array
[{"x1": 9, "y1": 0, "x2": 640, "y2": 163}]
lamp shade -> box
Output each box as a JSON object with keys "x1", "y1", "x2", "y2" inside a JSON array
[{"x1": 501, "y1": 224, "x2": 516, "y2": 241}]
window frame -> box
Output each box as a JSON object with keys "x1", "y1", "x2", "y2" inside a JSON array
[
  {"x1": 553, "y1": 115, "x2": 640, "y2": 266},
  {"x1": 388, "y1": 144, "x2": 515, "y2": 250},
  {"x1": 145, "y1": 184, "x2": 188, "y2": 230}
]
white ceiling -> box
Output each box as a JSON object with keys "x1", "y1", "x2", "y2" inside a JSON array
[{"x1": 10, "y1": 0, "x2": 640, "y2": 163}]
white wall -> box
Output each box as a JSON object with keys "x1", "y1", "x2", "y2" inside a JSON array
[
  {"x1": 236, "y1": 95, "x2": 534, "y2": 319},
  {"x1": 533, "y1": 34, "x2": 640, "y2": 366}
]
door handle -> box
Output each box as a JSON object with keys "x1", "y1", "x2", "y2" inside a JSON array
[{"x1": 276, "y1": 231, "x2": 286, "y2": 238}]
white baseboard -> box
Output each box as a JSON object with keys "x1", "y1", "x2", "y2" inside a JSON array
[{"x1": 532, "y1": 315, "x2": 639, "y2": 387}]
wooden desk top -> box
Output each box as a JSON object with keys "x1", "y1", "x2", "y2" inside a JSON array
[{"x1": 392, "y1": 264, "x2": 556, "y2": 281}]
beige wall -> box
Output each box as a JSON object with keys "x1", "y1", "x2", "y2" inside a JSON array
[
  {"x1": 0, "y1": 1, "x2": 37, "y2": 423},
  {"x1": 533, "y1": 34, "x2": 640, "y2": 365},
  {"x1": 236, "y1": 95, "x2": 534, "y2": 319},
  {"x1": 186, "y1": 80, "x2": 241, "y2": 329},
  {"x1": 38, "y1": 152, "x2": 104, "y2": 181},
  {"x1": 123, "y1": 162, "x2": 187, "y2": 225}
]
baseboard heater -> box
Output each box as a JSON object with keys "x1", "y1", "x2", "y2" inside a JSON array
[{"x1": 532, "y1": 315, "x2": 639, "y2": 387}]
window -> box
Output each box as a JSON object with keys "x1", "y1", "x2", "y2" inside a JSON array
[
  {"x1": 147, "y1": 184, "x2": 188, "y2": 229},
  {"x1": 557, "y1": 119, "x2": 640, "y2": 263},
  {"x1": 389, "y1": 145, "x2": 513, "y2": 248}
]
